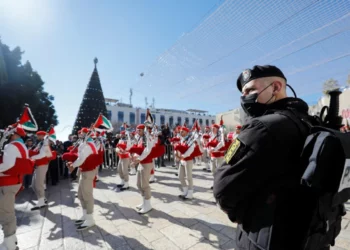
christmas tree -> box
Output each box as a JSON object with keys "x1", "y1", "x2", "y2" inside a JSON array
[{"x1": 72, "y1": 58, "x2": 108, "y2": 135}]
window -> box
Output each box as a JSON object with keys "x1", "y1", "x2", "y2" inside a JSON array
[
  {"x1": 118, "y1": 111, "x2": 124, "y2": 123},
  {"x1": 169, "y1": 116, "x2": 174, "y2": 127},
  {"x1": 153, "y1": 115, "x2": 156, "y2": 124},
  {"x1": 140, "y1": 113, "x2": 146, "y2": 123},
  {"x1": 107, "y1": 110, "x2": 112, "y2": 121},
  {"x1": 177, "y1": 117, "x2": 182, "y2": 125},
  {"x1": 185, "y1": 117, "x2": 189, "y2": 125},
  {"x1": 206, "y1": 119, "x2": 209, "y2": 126},
  {"x1": 160, "y1": 115, "x2": 165, "y2": 125},
  {"x1": 211, "y1": 120, "x2": 215, "y2": 124},
  {"x1": 192, "y1": 118, "x2": 196, "y2": 124},
  {"x1": 129, "y1": 112, "x2": 135, "y2": 124},
  {"x1": 199, "y1": 119, "x2": 203, "y2": 125}
]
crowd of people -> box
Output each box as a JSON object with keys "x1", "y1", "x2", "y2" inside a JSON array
[{"x1": 1, "y1": 64, "x2": 350, "y2": 250}]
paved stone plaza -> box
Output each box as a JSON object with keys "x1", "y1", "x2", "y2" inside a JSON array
[{"x1": 1, "y1": 164, "x2": 350, "y2": 250}]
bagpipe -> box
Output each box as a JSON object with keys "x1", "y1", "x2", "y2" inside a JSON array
[
  {"x1": 29, "y1": 124, "x2": 57, "y2": 162},
  {"x1": 129, "y1": 109, "x2": 165, "y2": 161},
  {"x1": 175, "y1": 120, "x2": 203, "y2": 160},
  {"x1": 206, "y1": 116, "x2": 229, "y2": 152}
]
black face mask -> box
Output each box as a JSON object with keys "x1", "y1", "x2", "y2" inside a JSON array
[{"x1": 240, "y1": 83, "x2": 275, "y2": 117}]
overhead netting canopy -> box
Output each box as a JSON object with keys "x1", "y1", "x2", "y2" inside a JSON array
[{"x1": 134, "y1": 0, "x2": 350, "y2": 111}]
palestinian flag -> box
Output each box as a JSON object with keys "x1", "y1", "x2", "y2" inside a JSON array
[
  {"x1": 144, "y1": 109, "x2": 154, "y2": 127},
  {"x1": 18, "y1": 106, "x2": 38, "y2": 131},
  {"x1": 94, "y1": 114, "x2": 113, "y2": 132},
  {"x1": 47, "y1": 126, "x2": 56, "y2": 143}
]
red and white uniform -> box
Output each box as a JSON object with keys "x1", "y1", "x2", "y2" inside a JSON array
[
  {"x1": 73, "y1": 138, "x2": 99, "y2": 171},
  {"x1": 174, "y1": 138, "x2": 195, "y2": 162},
  {"x1": 117, "y1": 136, "x2": 132, "y2": 160},
  {"x1": 0, "y1": 139, "x2": 33, "y2": 186},
  {"x1": 30, "y1": 139, "x2": 53, "y2": 167},
  {"x1": 0, "y1": 129, "x2": 34, "y2": 249},
  {"x1": 207, "y1": 132, "x2": 225, "y2": 158}
]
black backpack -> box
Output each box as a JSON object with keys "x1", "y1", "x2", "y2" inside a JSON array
[{"x1": 278, "y1": 109, "x2": 350, "y2": 249}]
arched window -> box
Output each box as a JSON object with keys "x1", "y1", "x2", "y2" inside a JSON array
[
  {"x1": 129, "y1": 112, "x2": 135, "y2": 124},
  {"x1": 107, "y1": 110, "x2": 112, "y2": 121},
  {"x1": 118, "y1": 111, "x2": 124, "y2": 123},
  {"x1": 206, "y1": 119, "x2": 209, "y2": 126},
  {"x1": 160, "y1": 115, "x2": 165, "y2": 125},
  {"x1": 140, "y1": 113, "x2": 146, "y2": 123},
  {"x1": 185, "y1": 117, "x2": 189, "y2": 126},
  {"x1": 169, "y1": 116, "x2": 174, "y2": 127},
  {"x1": 177, "y1": 117, "x2": 182, "y2": 125},
  {"x1": 199, "y1": 119, "x2": 203, "y2": 125}
]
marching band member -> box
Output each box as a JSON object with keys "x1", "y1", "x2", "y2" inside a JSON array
[
  {"x1": 149, "y1": 134, "x2": 157, "y2": 183},
  {"x1": 226, "y1": 131, "x2": 235, "y2": 145},
  {"x1": 0, "y1": 126, "x2": 34, "y2": 250},
  {"x1": 234, "y1": 125, "x2": 241, "y2": 140},
  {"x1": 128, "y1": 131, "x2": 137, "y2": 175},
  {"x1": 95, "y1": 131, "x2": 105, "y2": 180},
  {"x1": 201, "y1": 126, "x2": 211, "y2": 172},
  {"x1": 130, "y1": 124, "x2": 155, "y2": 214},
  {"x1": 206, "y1": 118, "x2": 225, "y2": 190},
  {"x1": 30, "y1": 131, "x2": 52, "y2": 210},
  {"x1": 91, "y1": 132, "x2": 102, "y2": 185},
  {"x1": 174, "y1": 126, "x2": 196, "y2": 199},
  {"x1": 67, "y1": 127, "x2": 99, "y2": 231},
  {"x1": 149, "y1": 128, "x2": 166, "y2": 182},
  {"x1": 193, "y1": 125, "x2": 203, "y2": 166},
  {"x1": 69, "y1": 130, "x2": 83, "y2": 182},
  {"x1": 149, "y1": 126, "x2": 159, "y2": 183},
  {"x1": 171, "y1": 126, "x2": 182, "y2": 176},
  {"x1": 116, "y1": 130, "x2": 132, "y2": 190}
]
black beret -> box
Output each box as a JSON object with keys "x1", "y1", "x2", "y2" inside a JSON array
[{"x1": 236, "y1": 65, "x2": 287, "y2": 92}]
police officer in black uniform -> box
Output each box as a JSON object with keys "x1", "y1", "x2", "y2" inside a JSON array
[{"x1": 213, "y1": 65, "x2": 323, "y2": 250}]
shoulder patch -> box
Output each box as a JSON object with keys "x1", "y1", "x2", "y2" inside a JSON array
[{"x1": 224, "y1": 139, "x2": 241, "y2": 164}]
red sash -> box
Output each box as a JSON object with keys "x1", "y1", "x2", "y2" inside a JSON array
[
  {"x1": 174, "y1": 143, "x2": 194, "y2": 161},
  {"x1": 190, "y1": 144, "x2": 202, "y2": 158},
  {"x1": 149, "y1": 139, "x2": 166, "y2": 159},
  {"x1": 207, "y1": 139, "x2": 224, "y2": 158}
]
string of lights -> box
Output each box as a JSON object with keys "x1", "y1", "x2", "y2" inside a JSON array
[{"x1": 125, "y1": 0, "x2": 350, "y2": 112}]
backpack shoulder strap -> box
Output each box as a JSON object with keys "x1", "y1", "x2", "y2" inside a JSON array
[
  {"x1": 300, "y1": 131, "x2": 332, "y2": 188},
  {"x1": 272, "y1": 109, "x2": 311, "y2": 139}
]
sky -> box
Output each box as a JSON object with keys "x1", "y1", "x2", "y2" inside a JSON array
[{"x1": 1, "y1": 0, "x2": 350, "y2": 140}]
